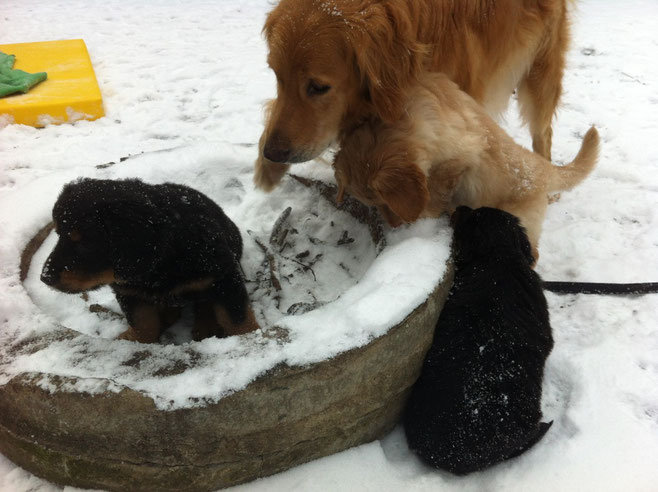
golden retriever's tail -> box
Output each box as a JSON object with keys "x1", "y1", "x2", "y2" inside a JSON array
[{"x1": 549, "y1": 126, "x2": 600, "y2": 192}]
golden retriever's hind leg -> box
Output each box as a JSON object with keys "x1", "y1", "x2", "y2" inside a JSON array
[{"x1": 517, "y1": 14, "x2": 569, "y2": 161}]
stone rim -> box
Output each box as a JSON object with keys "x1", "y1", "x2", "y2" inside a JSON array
[{"x1": 0, "y1": 186, "x2": 453, "y2": 491}]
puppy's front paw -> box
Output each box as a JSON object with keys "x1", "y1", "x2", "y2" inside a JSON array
[
  {"x1": 117, "y1": 326, "x2": 160, "y2": 343},
  {"x1": 215, "y1": 305, "x2": 260, "y2": 337},
  {"x1": 117, "y1": 327, "x2": 139, "y2": 342},
  {"x1": 254, "y1": 153, "x2": 289, "y2": 192}
]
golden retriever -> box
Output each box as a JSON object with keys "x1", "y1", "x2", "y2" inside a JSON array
[
  {"x1": 332, "y1": 72, "x2": 599, "y2": 261},
  {"x1": 254, "y1": 0, "x2": 571, "y2": 191}
]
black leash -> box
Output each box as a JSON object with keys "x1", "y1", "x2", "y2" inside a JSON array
[{"x1": 543, "y1": 281, "x2": 658, "y2": 295}]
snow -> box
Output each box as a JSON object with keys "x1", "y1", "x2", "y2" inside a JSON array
[
  {"x1": 1, "y1": 0, "x2": 658, "y2": 491},
  {"x1": 2, "y1": 141, "x2": 452, "y2": 408}
]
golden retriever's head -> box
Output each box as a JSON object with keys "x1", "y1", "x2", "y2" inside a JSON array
[
  {"x1": 333, "y1": 123, "x2": 429, "y2": 227},
  {"x1": 261, "y1": 0, "x2": 426, "y2": 164}
]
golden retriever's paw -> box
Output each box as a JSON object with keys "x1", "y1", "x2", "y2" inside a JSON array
[{"x1": 254, "y1": 154, "x2": 290, "y2": 192}]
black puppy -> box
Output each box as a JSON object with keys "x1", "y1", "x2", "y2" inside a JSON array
[
  {"x1": 404, "y1": 206, "x2": 554, "y2": 474},
  {"x1": 41, "y1": 178, "x2": 259, "y2": 343}
]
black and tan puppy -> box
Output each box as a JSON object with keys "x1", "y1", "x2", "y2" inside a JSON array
[
  {"x1": 41, "y1": 178, "x2": 259, "y2": 343},
  {"x1": 404, "y1": 207, "x2": 554, "y2": 474}
]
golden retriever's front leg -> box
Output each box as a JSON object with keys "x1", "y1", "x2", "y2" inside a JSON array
[
  {"x1": 254, "y1": 132, "x2": 290, "y2": 191},
  {"x1": 254, "y1": 152, "x2": 289, "y2": 191}
]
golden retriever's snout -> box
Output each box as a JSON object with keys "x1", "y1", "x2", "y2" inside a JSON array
[{"x1": 263, "y1": 131, "x2": 291, "y2": 163}]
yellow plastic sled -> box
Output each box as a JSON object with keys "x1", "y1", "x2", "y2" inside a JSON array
[{"x1": 0, "y1": 39, "x2": 104, "y2": 127}]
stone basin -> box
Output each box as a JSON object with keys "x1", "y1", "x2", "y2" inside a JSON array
[{"x1": 0, "y1": 177, "x2": 453, "y2": 491}]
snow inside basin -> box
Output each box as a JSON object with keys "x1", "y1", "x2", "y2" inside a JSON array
[{"x1": 0, "y1": 144, "x2": 453, "y2": 491}]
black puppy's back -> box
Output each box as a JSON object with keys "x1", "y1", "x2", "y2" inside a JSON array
[
  {"x1": 54, "y1": 178, "x2": 243, "y2": 287},
  {"x1": 136, "y1": 181, "x2": 244, "y2": 286},
  {"x1": 44, "y1": 178, "x2": 258, "y2": 343},
  {"x1": 154, "y1": 182, "x2": 243, "y2": 260},
  {"x1": 404, "y1": 207, "x2": 554, "y2": 474}
]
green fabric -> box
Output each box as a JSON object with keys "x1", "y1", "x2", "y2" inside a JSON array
[{"x1": 0, "y1": 52, "x2": 48, "y2": 98}]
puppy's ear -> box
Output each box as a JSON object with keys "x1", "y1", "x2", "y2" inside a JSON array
[
  {"x1": 515, "y1": 220, "x2": 536, "y2": 266},
  {"x1": 452, "y1": 208, "x2": 538, "y2": 267},
  {"x1": 336, "y1": 181, "x2": 346, "y2": 205},
  {"x1": 450, "y1": 206, "x2": 473, "y2": 228},
  {"x1": 371, "y1": 161, "x2": 429, "y2": 224},
  {"x1": 334, "y1": 168, "x2": 347, "y2": 204},
  {"x1": 378, "y1": 205, "x2": 403, "y2": 228},
  {"x1": 346, "y1": 4, "x2": 426, "y2": 122}
]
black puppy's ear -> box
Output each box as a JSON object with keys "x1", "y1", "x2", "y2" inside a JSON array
[
  {"x1": 496, "y1": 209, "x2": 536, "y2": 265},
  {"x1": 515, "y1": 221, "x2": 535, "y2": 266},
  {"x1": 450, "y1": 206, "x2": 473, "y2": 228},
  {"x1": 452, "y1": 207, "x2": 536, "y2": 266},
  {"x1": 449, "y1": 206, "x2": 475, "y2": 262},
  {"x1": 450, "y1": 210, "x2": 485, "y2": 266},
  {"x1": 99, "y1": 199, "x2": 166, "y2": 280}
]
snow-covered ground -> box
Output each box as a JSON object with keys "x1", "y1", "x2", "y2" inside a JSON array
[{"x1": 1, "y1": 0, "x2": 657, "y2": 491}]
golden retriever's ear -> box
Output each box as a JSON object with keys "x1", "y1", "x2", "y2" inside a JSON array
[
  {"x1": 262, "y1": 5, "x2": 279, "y2": 41},
  {"x1": 371, "y1": 161, "x2": 429, "y2": 224},
  {"x1": 378, "y1": 205, "x2": 404, "y2": 228},
  {"x1": 336, "y1": 181, "x2": 346, "y2": 204},
  {"x1": 346, "y1": 4, "x2": 426, "y2": 122}
]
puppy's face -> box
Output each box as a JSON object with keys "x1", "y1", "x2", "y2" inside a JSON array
[
  {"x1": 41, "y1": 213, "x2": 115, "y2": 293},
  {"x1": 451, "y1": 207, "x2": 535, "y2": 265},
  {"x1": 41, "y1": 179, "x2": 163, "y2": 293},
  {"x1": 334, "y1": 125, "x2": 429, "y2": 227}
]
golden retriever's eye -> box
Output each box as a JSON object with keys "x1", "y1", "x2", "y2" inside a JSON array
[{"x1": 307, "y1": 80, "x2": 331, "y2": 97}]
